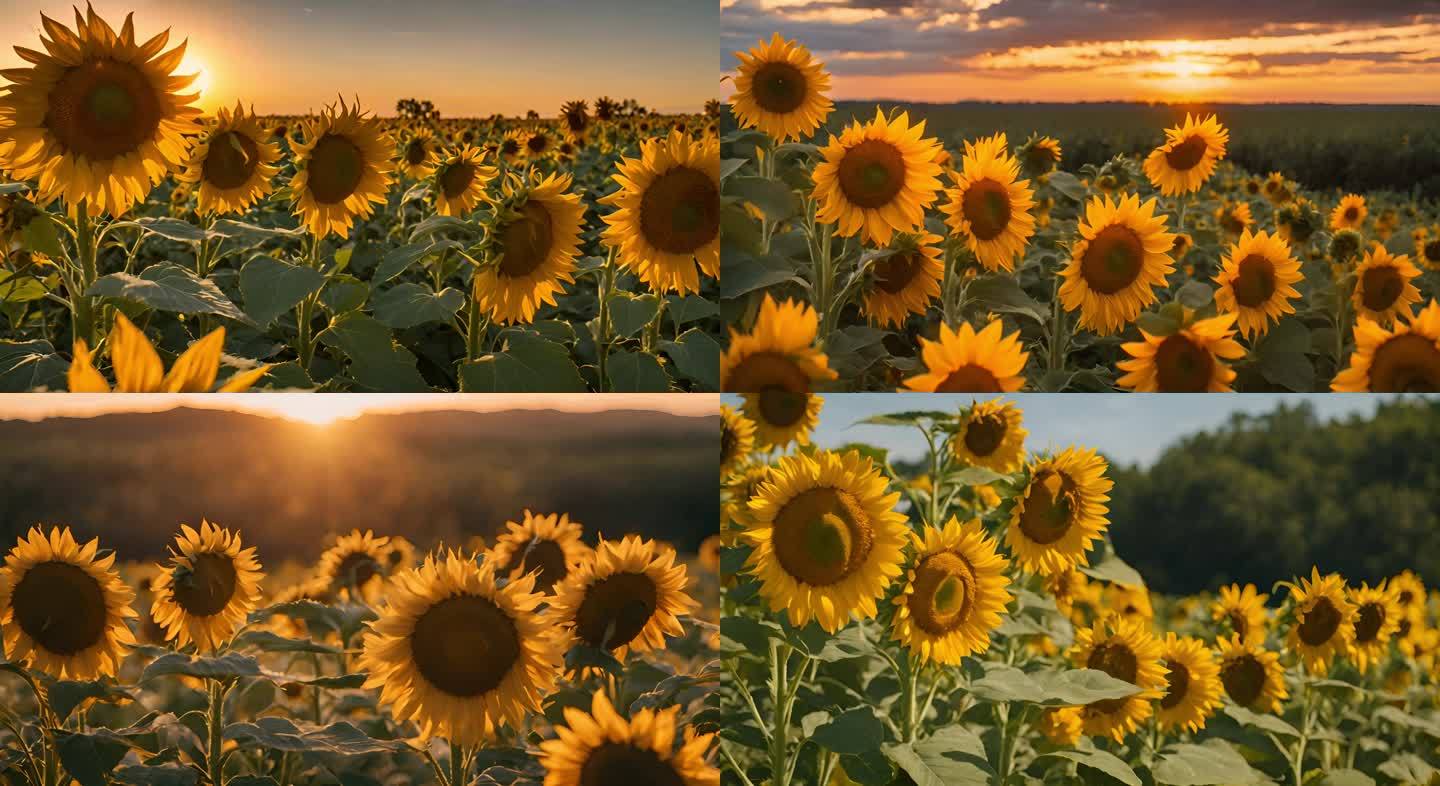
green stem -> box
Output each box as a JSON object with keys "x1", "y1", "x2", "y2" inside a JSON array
[
  {"x1": 71, "y1": 205, "x2": 98, "y2": 348},
  {"x1": 207, "y1": 679, "x2": 228, "y2": 786},
  {"x1": 450, "y1": 742, "x2": 468, "y2": 786},
  {"x1": 768, "y1": 640, "x2": 795, "y2": 786},
  {"x1": 596, "y1": 249, "x2": 616, "y2": 391},
  {"x1": 464, "y1": 294, "x2": 488, "y2": 363}
]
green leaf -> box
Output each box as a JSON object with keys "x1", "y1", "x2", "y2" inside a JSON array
[
  {"x1": 727, "y1": 176, "x2": 798, "y2": 221},
  {"x1": 811, "y1": 707, "x2": 885, "y2": 755},
  {"x1": 319, "y1": 275, "x2": 370, "y2": 314},
  {"x1": 0, "y1": 339, "x2": 67, "y2": 391},
  {"x1": 606, "y1": 349, "x2": 671, "y2": 392},
  {"x1": 659, "y1": 329, "x2": 719, "y2": 391},
  {"x1": 208, "y1": 219, "x2": 303, "y2": 241},
  {"x1": 55, "y1": 730, "x2": 132, "y2": 786},
  {"x1": 721, "y1": 252, "x2": 799, "y2": 299},
  {"x1": 22, "y1": 216, "x2": 63, "y2": 257},
  {"x1": 316, "y1": 313, "x2": 431, "y2": 392},
  {"x1": 239, "y1": 256, "x2": 326, "y2": 327},
  {"x1": 1046, "y1": 171, "x2": 1087, "y2": 202},
  {"x1": 1035, "y1": 668, "x2": 1145, "y2": 706},
  {"x1": 1378, "y1": 754, "x2": 1435, "y2": 785},
  {"x1": 1039, "y1": 749, "x2": 1141, "y2": 786},
  {"x1": 141, "y1": 652, "x2": 262, "y2": 682},
  {"x1": 719, "y1": 158, "x2": 749, "y2": 181},
  {"x1": 968, "y1": 664, "x2": 1045, "y2": 703},
  {"x1": 949, "y1": 466, "x2": 1006, "y2": 486},
  {"x1": 232, "y1": 629, "x2": 341, "y2": 655},
  {"x1": 1078, "y1": 546, "x2": 1146, "y2": 588},
  {"x1": 373, "y1": 240, "x2": 459, "y2": 284},
  {"x1": 1136, "y1": 310, "x2": 1182, "y2": 337},
  {"x1": 884, "y1": 727, "x2": 991, "y2": 786},
  {"x1": 136, "y1": 217, "x2": 207, "y2": 243},
  {"x1": 856, "y1": 410, "x2": 953, "y2": 427},
  {"x1": 841, "y1": 751, "x2": 895, "y2": 786},
  {"x1": 461, "y1": 330, "x2": 587, "y2": 392},
  {"x1": 223, "y1": 717, "x2": 406, "y2": 755},
  {"x1": 1153, "y1": 741, "x2": 1263, "y2": 786},
  {"x1": 966, "y1": 275, "x2": 1047, "y2": 323},
  {"x1": 0, "y1": 270, "x2": 52, "y2": 302},
  {"x1": 719, "y1": 616, "x2": 779, "y2": 654},
  {"x1": 88, "y1": 262, "x2": 248, "y2": 321},
  {"x1": 1175, "y1": 280, "x2": 1214, "y2": 308},
  {"x1": 1314, "y1": 769, "x2": 1375, "y2": 786},
  {"x1": 114, "y1": 762, "x2": 199, "y2": 786},
  {"x1": 666, "y1": 294, "x2": 720, "y2": 332},
  {"x1": 608, "y1": 292, "x2": 660, "y2": 337},
  {"x1": 49, "y1": 679, "x2": 134, "y2": 723},
  {"x1": 371, "y1": 283, "x2": 465, "y2": 328},
  {"x1": 1223, "y1": 704, "x2": 1300, "y2": 738}
]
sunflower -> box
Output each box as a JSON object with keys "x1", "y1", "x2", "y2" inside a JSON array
[
  {"x1": 722, "y1": 463, "x2": 772, "y2": 537},
  {"x1": 601, "y1": 130, "x2": 719, "y2": 294},
  {"x1": 473, "y1": 170, "x2": 585, "y2": 324},
  {"x1": 177, "y1": 103, "x2": 280, "y2": 215},
  {"x1": 1262, "y1": 172, "x2": 1293, "y2": 205},
  {"x1": 0, "y1": 6, "x2": 202, "y2": 216},
  {"x1": 291, "y1": 98, "x2": 394, "y2": 238},
  {"x1": 1005, "y1": 447, "x2": 1112, "y2": 576},
  {"x1": 539, "y1": 689, "x2": 719, "y2": 786},
  {"x1": 1018, "y1": 133, "x2": 1062, "y2": 177},
  {"x1": 1351, "y1": 245, "x2": 1422, "y2": 325},
  {"x1": 520, "y1": 127, "x2": 552, "y2": 159},
  {"x1": 1284, "y1": 568, "x2": 1355, "y2": 675},
  {"x1": 1107, "y1": 584, "x2": 1154, "y2": 623},
  {"x1": 1142, "y1": 114, "x2": 1228, "y2": 196},
  {"x1": 316, "y1": 529, "x2": 391, "y2": 602},
  {"x1": 549, "y1": 535, "x2": 695, "y2": 658},
  {"x1": 1155, "y1": 633, "x2": 1222, "y2": 733},
  {"x1": 69, "y1": 312, "x2": 270, "y2": 393},
  {"x1": 487, "y1": 511, "x2": 591, "y2": 595},
  {"x1": 902, "y1": 319, "x2": 1029, "y2": 392},
  {"x1": 1211, "y1": 584, "x2": 1267, "y2": 645},
  {"x1": 1417, "y1": 230, "x2": 1440, "y2": 270},
  {"x1": 1117, "y1": 312, "x2": 1246, "y2": 393},
  {"x1": 149, "y1": 521, "x2": 264, "y2": 652},
  {"x1": 1216, "y1": 634, "x2": 1288, "y2": 713},
  {"x1": 1060, "y1": 194, "x2": 1176, "y2": 335},
  {"x1": 721, "y1": 295, "x2": 836, "y2": 409},
  {"x1": 941, "y1": 133, "x2": 1035, "y2": 272},
  {"x1": 1047, "y1": 569, "x2": 1102, "y2": 626},
  {"x1": 860, "y1": 231, "x2": 943, "y2": 328},
  {"x1": 1390, "y1": 570, "x2": 1428, "y2": 624},
  {"x1": 0, "y1": 526, "x2": 137, "y2": 680},
  {"x1": 741, "y1": 450, "x2": 909, "y2": 632},
  {"x1": 890, "y1": 517, "x2": 1012, "y2": 665},
  {"x1": 396, "y1": 127, "x2": 439, "y2": 180},
  {"x1": 560, "y1": 100, "x2": 590, "y2": 142},
  {"x1": 728, "y1": 33, "x2": 833, "y2": 142},
  {"x1": 1329, "y1": 194, "x2": 1367, "y2": 231},
  {"x1": 1348, "y1": 582, "x2": 1402, "y2": 673},
  {"x1": 431, "y1": 146, "x2": 494, "y2": 218},
  {"x1": 951, "y1": 399, "x2": 1026, "y2": 473},
  {"x1": 1332, "y1": 300, "x2": 1440, "y2": 392},
  {"x1": 1069, "y1": 616, "x2": 1167, "y2": 742},
  {"x1": 720, "y1": 404, "x2": 757, "y2": 477},
  {"x1": 1215, "y1": 200, "x2": 1253, "y2": 237},
  {"x1": 1213, "y1": 230, "x2": 1303, "y2": 338},
  {"x1": 1037, "y1": 707, "x2": 1083, "y2": 746},
  {"x1": 385, "y1": 535, "x2": 417, "y2": 574},
  {"x1": 359, "y1": 550, "x2": 560, "y2": 747},
  {"x1": 811, "y1": 108, "x2": 943, "y2": 246}
]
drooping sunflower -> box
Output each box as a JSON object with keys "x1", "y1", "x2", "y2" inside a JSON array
[
  {"x1": 1351, "y1": 245, "x2": 1422, "y2": 325},
  {"x1": 359, "y1": 550, "x2": 560, "y2": 747},
  {"x1": 940, "y1": 133, "x2": 1035, "y2": 272},
  {"x1": 721, "y1": 295, "x2": 836, "y2": 411},
  {"x1": 1332, "y1": 300, "x2": 1440, "y2": 392},
  {"x1": 291, "y1": 98, "x2": 394, "y2": 238},
  {"x1": 1211, "y1": 583, "x2": 1268, "y2": 645},
  {"x1": 396, "y1": 127, "x2": 439, "y2": 180},
  {"x1": 1213, "y1": 230, "x2": 1304, "y2": 338},
  {"x1": 902, "y1": 319, "x2": 1029, "y2": 392},
  {"x1": 538, "y1": 689, "x2": 719, "y2": 786},
  {"x1": 890, "y1": 517, "x2": 1012, "y2": 665},
  {"x1": 600, "y1": 130, "x2": 719, "y2": 294},
  {"x1": 549, "y1": 535, "x2": 695, "y2": 658},
  {"x1": 1005, "y1": 447, "x2": 1112, "y2": 576},
  {"x1": 1060, "y1": 194, "x2": 1176, "y2": 335},
  {"x1": 487, "y1": 511, "x2": 591, "y2": 595},
  {"x1": 1348, "y1": 582, "x2": 1402, "y2": 673},
  {"x1": 1069, "y1": 616, "x2": 1167, "y2": 742},
  {"x1": 951, "y1": 399, "x2": 1027, "y2": 473},
  {"x1": 1155, "y1": 633, "x2": 1222, "y2": 734},
  {"x1": 316, "y1": 529, "x2": 391, "y2": 601},
  {"x1": 720, "y1": 404, "x2": 757, "y2": 477},
  {"x1": 811, "y1": 108, "x2": 943, "y2": 246},
  {"x1": 473, "y1": 170, "x2": 585, "y2": 324},
  {"x1": 0, "y1": 526, "x2": 137, "y2": 680},
  {"x1": 1284, "y1": 568, "x2": 1355, "y2": 675},
  {"x1": 728, "y1": 33, "x2": 833, "y2": 142},
  {"x1": 1142, "y1": 114, "x2": 1228, "y2": 196},
  {"x1": 1329, "y1": 194, "x2": 1367, "y2": 231},
  {"x1": 69, "y1": 312, "x2": 270, "y2": 393},
  {"x1": 741, "y1": 450, "x2": 909, "y2": 632},
  {"x1": 177, "y1": 103, "x2": 280, "y2": 215},
  {"x1": 149, "y1": 521, "x2": 264, "y2": 652},
  {"x1": 0, "y1": 6, "x2": 202, "y2": 216},
  {"x1": 1216, "y1": 634, "x2": 1288, "y2": 713},
  {"x1": 860, "y1": 231, "x2": 943, "y2": 328},
  {"x1": 1214, "y1": 200, "x2": 1253, "y2": 237},
  {"x1": 431, "y1": 146, "x2": 495, "y2": 217},
  {"x1": 1117, "y1": 312, "x2": 1246, "y2": 393}
]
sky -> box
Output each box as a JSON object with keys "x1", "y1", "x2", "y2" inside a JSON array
[
  {"x1": 0, "y1": 0, "x2": 717, "y2": 115},
  {"x1": 721, "y1": 0, "x2": 1440, "y2": 103},
  {"x1": 723, "y1": 393, "x2": 1430, "y2": 467}
]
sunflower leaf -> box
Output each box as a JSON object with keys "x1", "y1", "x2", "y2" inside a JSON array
[
  {"x1": 140, "y1": 653, "x2": 263, "y2": 683},
  {"x1": 659, "y1": 328, "x2": 720, "y2": 391},
  {"x1": 88, "y1": 262, "x2": 249, "y2": 322},
  {"x1": 0, "y1": 339, "x2": 68, "y2": 392},
  {"x1": 1153, "y1": 740, "x2": 1265, "y2": 786},
  {"x1": 1038, "y1": 748, "x2": 1141, "y2": 786},
  {"x1": 222, "y1": 717, "x2": 406, "y2": 755}
]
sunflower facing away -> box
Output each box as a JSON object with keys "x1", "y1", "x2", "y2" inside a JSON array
[
  {"x1": 1117, "y1": 312, "x2": 1246, "y2": 393},
  {"x1": 396, "y1": 127, "x2": 439, "y2": 180},
  {"x1": 1018, "y1": 133, "x2": 1062, "y2": 177},
  {"x1": 149, "y1": 521, "x2": 264, "y2": 652},
  {"x1": 0, "y1": 6, "x2": 202, "y2": 216},
  {"x1": 474, "y1": 170, "x2": 585, "y2": 324},
  {"x1": 811, "y1": 108, "x2": 943, "y2": 246},
  {"x1": 549, "y1": 535, "x2": 695, "y2": 658},
  {"x1": 720, "y1": 404, "x2": 756, "y2": 477},
  {"x1": 487, "y1": 511, "x2": 591, "y2": 595},
  {"x1": 539, "y1": 689, "x2": 719, "y2": 786},
  {"x1": 1069, "y1": 616, "x2": 1167, "y2": 742},
  {"x1": 1142, "y1": 114, "x2": 1228, "y2": 196},
  {"x1": 1213, "y1": 230, "x2": 1303, "y2": 339},
  {"x1": 1211, "y1": 583, "x2": 1268, "y2": 645},
  {"x1": 291, "y1": 98, "x2": 394, "y2": 238},
  {"x1": 902, "y1": 319, "x2": 1029, "y2": 392},
  {"x1": 1329, "y1": 194, "x2": 1367, "y2": 231},
  {"x1": 860, "y1": 231, "x2": 944, "y2": 328},
  {"x1": 601, "y1": 130, "x2": 719, "y2": 294},
  {"x1": 890, "y1": 517, "x2": 1012, "y2": 665},
  {"x1": 1155, "y1": 633, "x2": 1222, "y2": 734},
  {"x1": 0, "y1": 526, "x2": 137, "y2": 680},
  {"x1": 1332, "y1": 300, "x2": 1440, "y2": 392},
  {"x1": 177, "y1": 102, "x2": 280, "y2": 215},
  {"x1": 1005, "y1": 447, "x2": 1113, "y2": 576},
  {"x1": 940, "y1": 133, "x2": 1036, "y2": 272},
  {"x1": 1284, "y1": 568, "x2": 1356, "y2": 675},
  {"x1": 729, "y1": 33, "x2": 833, "y2": 142},
  {"x1": 721, "y1": 294, "x2": 836, "y2": 415},
  {"x1": 1348, "y1": 582, "x2": 1401, "y2": 673},
  {"x1": 1216, "y1": 634, "x2": 1288, "y2": 713},
  {"x1": 316, "y1": 529, "x2": 391, "y2": 602},
  {"x1": 1351, "y1": 244, "x2": 1422, "y2": 325},
  {"x1": 69, "y1": 312, "x2": 270, "y2": 393},
  {"x1": 1060, "y1": 194, "x2": 1177, "y2": 335},
  {"x1": 952, "y1": 398, "x2": 1027, "y2": 473},
  {"x1": 359, "y1": 550, "x2": 560, "y2": 747},
  {"x1": 741, "y1": 450, "x2": 909, "y2": 632},
  {"x1": 431, "y1": 146, "x2": 495, "y2": 217}
]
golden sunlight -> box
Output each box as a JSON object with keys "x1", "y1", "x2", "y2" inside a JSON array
[{"x1": 178, "y1": 49, "x2": 216, "y2": 110}]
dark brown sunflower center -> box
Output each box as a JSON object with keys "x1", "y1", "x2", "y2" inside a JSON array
[
  {"x1": 1369, "y1": 333, "x2": 1440, "y2": 392},
  {"x1": 501, "y1": 138, "x2": 520, "y2": 156},
  {"x1": 1221, "y1": 654, "x2": 1265, "y2": 707},
  {"x1": 170, "y1": 552, "x2": 240, "y2": 617},
  {"x1": 498, "y1": 201, "x2": 555, "y2": 278},
  {"x1": 727, "y1": 352, "x2": 810, "y2": 396},
  {"x1": 502, "y1": 539, "x2": 570, "y2": 594},
  {"x1": 1399, "y1": 590, "x2": 1415, "y2": 606},
  {"x1": 640, "y1": 165, "x2": 719, "y2": 255},
  {"x1": 909, "y1": 551, "x2": 976, "y2": 635},
  {"x1": 838, "y1": 139, "x2": 906, "y2": 209},
  {"x1": 1155, "y1": 334, "x2": 1214, "y2": 393},
  {"x1": 750, "y1": 61, "x2": 808, "y2": 115},
  {"x1": 1025, "y1": 145, "x2": 1057, "y2": 170},
  {"x1": 963, "y1": 413, "x2": 1007, "y2": 457},
  {"x1": 962, "y1": 179, "x2": 1012, "y2": 241},
  {"x1": 1354, "y1": 602, "x2": 1385, "y2": 643},
  {"x1": 1086, "y1": 643, "x2": 1138, "y2": 713},
  {"x1": 1018, "y1": 470, "x2": 1075, "y2": 545},
  {"x1": 46, "y1": 59, "x2": 163, "y2": 161},
  {"x1": 1246, "y1": 181, "x2": 1260, "y2": 194},
  {"x1": 1424, "y1": 241, "x2": 1440, "y2": 262},
  {"x1": 721, "y1": 423, "x2": 739, "y2": 465},
  {"x1": 1398, "y1": 617, "x2": 1413, "y2": 638},
  {"x1": 334, "y1": 551, "x2": 381, "y2": 589},
  {"x1": 1160, "y1": 659, "x2": 1190, "y2": 709},
  {"x1": 935, "y1": 364, "x2": 1003, "y2": 393},
  {"x1": 410, "y1": 594, "x2": 519, "y2": 697},
  {"x1": 527, "y1": 134, "x2": 548, "y2": 153},
  {"x1": 1344, "y1": 207, "x2": 1359, "y2": 221},
  {"x1": 202, "y1": 131, "x2": 261, "y2": 190},
  {"x1": 759, "y1": 387, "x2": 808, "y2": 427},
  {"x1": 11, "y1": 560, "x2": 108, "y2": 655},
  {"x1": 440, "y1": 162, "x2": 476, "y2": 200},
  {"x1": 1081, "y1": 225, "x2": 1145, "y2": 294},
  {"x1": 1221, "y1": 211, "x2": 1245, "y2": 234},
  {"x1": 1361, "y1": 266, "x2": 1404, "y2": 312},
  {"x1": 1228, "y1": 611, "x2": 1249, "y2": 641},
  {"x1": 575, "y1": 572, "x2": 658, "y2": 650},
  {"x1": 1164, "y1": 135, "x2": 1208, "y2": 171},
  {"x1": 578, "y1": 742, "x2": 685, "y2": 786},
  {"x1": 405, "y1": 139, "x2": 427, "y2": 166},
  {"x1": 1232, "y1": 254, "x2": 1275, "y2": 308},
  {"x1": 873, "y1": 251, "x2": 921, "y2": 294},
  {"x1": 307, "y1": 134, "x2": 365, "y2": 204},
  {"x1": 1298, "y1": 597, "x2": 1342, "y2": 646},
  {"x1": 772, "y1": 487, "x2": 874, "y2": 586}
]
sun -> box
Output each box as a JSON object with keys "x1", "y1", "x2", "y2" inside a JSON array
[{"x1": 178, "y1": 50, "x2": 216, "y2": 110}]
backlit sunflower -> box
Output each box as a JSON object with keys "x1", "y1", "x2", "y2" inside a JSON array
[
  {"x1": 396, "y1": 127, "x2": 439, "y2": 180},
  {"x1": 69, "y1": 312, "x2": 270, "y2": 393},
  {"x1": 0, "y1": 526, "x2": 136, "y2": 680},
  {"x1": 1142, "y1": 114, "x2": 1228, "y2": 196},
  {"x1": 902, "y1": 319, "x2": 1029, "y2": 392},
  {"x1": 951, "y1": 399, "x2": 1026, "y2": 473},
  {"x1": 1329, "y1": 194, "x2": 1367, "y2": 231},
  {"x1": 549, "y1": 535, "x2": 695, "y2": 658},
  {"x1": 811, "y1": 108, "x2": 943, "y2": 246},
  {"x1": 1005, "y1": 447, "x2": 1112, "y2": 576},
  {"x1": 1332, "y1": 300, "x2": 1440, "y2": 392},
  {"x1": 520, "y1": 127, "x2": 551, "y2": 159},
  {"x1": 560, "y1": 100, "x2": 590, "y2": 143},
  {"x1": 316, "y1": 529, "x2": 391, "y2": 602},
  {"x1": 1069, "y1": 616, "x2": 1166, "y2": 742},
  {"x1": 0, "y1": 6, "x2": 202, "y2": 216},
  {"x1": 177, "y1": 103, "x2": 280, "y2": 215},
  {"x1": 860, "y1": 231, "x2": 943, "y2": 328},
  {"x1": 1216, "y1": 634, "x2": 1288, "y2": 713},
  {"x1": 1060, "y1": 194, "x2": 1176, "y2": 335},
  {"x1": 1351, "y1": 245, "x2": 1421, "y2": 325},
  {"x1": 601, "y1": 130, "x2": 719, "y2": 294},
  {"x1": 1211, "y1": 583, "x2": 1267, "y2": 645},
  {"x1": 539, "y1": 689, "x2": 718, "y2": 786},
  {"x1": 1117, "y1": 312, "x2": 1246, "y2": 393},
  {"x1": 1018, "y1": 133, "x2": 1062, "y2": 177},
  {"x1": 291, "y1": 98, "x2": 394, "y2": 238},
  {"x1": 1215, "y1": 200, "x2": 1253, "y2": 237},
  {"x1": 473, "y1": 169, "x2": 584, "y2": 324},
  {"x1": 359, "y1": 550, "x2": 560, "y2": 747},
  {"x1": 1348, "y1": 582, "x2": 1401, "y2": 673},
  {"x1": 729, "y1": 33, "x2": 833, "y2": 142},
  {"x1": 431, "y1": 146, "x2": 495, "y2": 217},
  {"x1": 720, "y1": 404, "x2": 756, "y2": 477},
  {"x1": 741, "y1": 450, "x2": 909, "y2": 632},
  {"x1": 940, "y1": 133, "x2": 1035, "y2": 272},
  {"x1": 1213, "y1": 230, "x2": 1303, "y2": 338},
  {"x1": 1284, "y1": 568, "x2": 1355, "y2": 675},
  {"x1": 150, "y1": 521, "x2": 264, "y2": 652},
  {"x1": 890, "y1": 517, "x2": 1012, "y2": 665},
  {"x1": 488, "y1": 511, "x2": 591, "y2": 595},
  {"x1": 1155, "y1": 633, "x2": 1222, "y2": 734},
  {"x1": 721, "y1": 296, "x2": 836, "y2": 422}
]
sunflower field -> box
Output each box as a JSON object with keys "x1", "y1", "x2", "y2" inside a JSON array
[
  {"x1": 0, "y1": 515, "x2": 721, "y2": 785},
  {"x1": 719, "y1": 33, "x2": 1440, "y2": 394},
  {"x1": 0, "y1": 6, "x2": 722, "y2": 393},
  {"x1": 719, "y1": 397, "x2": 1440, "y2": 786}
]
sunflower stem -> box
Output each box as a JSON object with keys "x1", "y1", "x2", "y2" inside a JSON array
[
  {"x1": 596, "y1": 248, "x2": 617, "y2": 391},
  {"x1": 767, "y1": 639, "x2": 794, "y2": 786},
  {"x1": 206, "y1": 678, "x2": 230, "y2": 786},
  {"x1": 450, "y1": 742, "x2": 468, "y2": 786},
  {"x1": 71, "y1": 204, "x2": 98, "y2": 350}
]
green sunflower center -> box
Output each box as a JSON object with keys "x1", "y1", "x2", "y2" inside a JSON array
[
  {"x1": 838, "y1": 139, "x2": 906, "y2": 209},
  {"x1": 935, "y1": 364, "x2": 1003, "y2": 393},
  {"x1": 1081, "y1": 225, "x2": 1145, "y2": 295},
  {"x1": 574, "y1": 571, "x2": 658, "y2": 651},
  {"x1": 1018, "y1": 470, "x2": 1075, "y2": 545},
  {"x1": 1164, "y1": 135, "x2": 1208, "y2": 171},
  {"x1": 170, "y1": 552, "x2": 240, "y2": 617},
  {"x1": 773, "y1": 487, "x2": 874, "y2": 586},
  {"x1": 440, "y1": 162, "x2": 476, "y2": 200},
  {"x1": 963, "y1": 412, "x2": 1008, "y2": 457},
  {"x1": 1155, "y1": 334, "x2": 1215, "y2": 393},
  {"x1": 751, "y1": 61, "x2": 808, "y2": 115},
  {"x1": 498, "y1": 201, "x2": 555, "y2": 278},
  {"x1": 410, "y1": 595, "x2": 519, "y2": 697},
  {"x1": 1086, "y1": 642, "x2": 1139, "y2": 713},
  {"x1": 909, "y1": 551, "x2": 976, "y2": 635},
  {"x1": 962, "y1": 179, "x2": 1013, "y2": 241},
  {"x1": 640, "y1": 165, "x2": 719, "y2": 255},
  {"x1": 502, "y1": 538, "x2": 570, "y2": 594},
  {"x1": 12, "y1": 560, "x2": 108, "y2": 655},
  {"x1": 1354, "y1": 602, "x2": 1385, "y2": 644},
  {"x1": 579, "y1": 742, "x2": 685, "y2": 786},
  {"x1": 47, "y1": 59, "x2": 163, "y2": 161},
  {"x1": 873, "y1": 251, "x2": 921, "y2": 294},
  {"x1": 202, "y1": 131, "x2": 261, "y2": 190},
  {"x1": 1298, "y1": 597, "x2": 1342, "y2": 646},
  {"x1": 1361, "y1": 265, "x2": 1404, "y2": 312},
  {"x1": 1369, "y1": 333, "x2": 1440, "y2": 392},
  {"x1": 1221, "y1": 654, "x2": 1266, "y2": 707},
  {"x1": 1232, "y1": 254, "x2": 1276, "y2": 308},
  {"x1": 307, "y1": 134, "x2": 365, "y2": 204}
]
